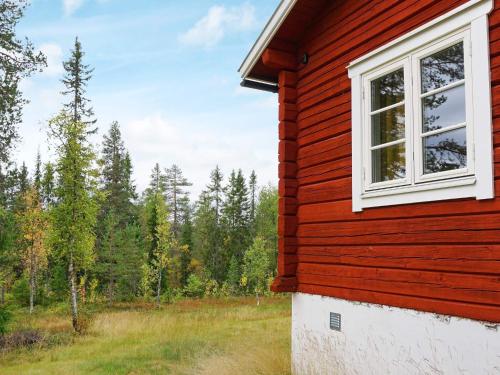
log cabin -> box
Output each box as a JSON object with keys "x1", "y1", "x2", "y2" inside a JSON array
[{"x1": 239, "y1": 0, "x2": 500, "y2": 373}]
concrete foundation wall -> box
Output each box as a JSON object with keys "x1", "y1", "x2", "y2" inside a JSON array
[{"x1": 292, "y1": 293, "x2": 500, "y2": 375}]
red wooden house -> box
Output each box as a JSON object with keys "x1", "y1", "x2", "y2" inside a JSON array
[{"x1": 240, "y1": 0, "x2": 500, "y2": 373}]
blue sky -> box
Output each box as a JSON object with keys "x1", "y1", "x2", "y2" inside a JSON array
[{"x1": 16, "y1": 0, "x2": 279, "y2": 197}]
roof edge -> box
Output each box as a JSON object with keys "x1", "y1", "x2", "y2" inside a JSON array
[{"x1": 238, "y1": 0, "x2": 298, "y2": 79}]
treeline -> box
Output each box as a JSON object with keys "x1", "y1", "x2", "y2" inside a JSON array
[{"x1": 0, "y1": 15, "x2": 278, "y2": 332}]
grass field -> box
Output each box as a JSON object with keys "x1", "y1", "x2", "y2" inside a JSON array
[{"x1": 0, "y1": 296, "x2": 291, "y2": 375}]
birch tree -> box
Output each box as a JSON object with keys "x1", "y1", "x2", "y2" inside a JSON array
[
  {"x1": 151, "y1": 192, "x2": 172, "y2": 307},
  {"x1": 49, "y1": 112, "x2": 98, "y2": 332},
  {"x1": 17, "y1": 187, "x2": 49, "y2": 313}
]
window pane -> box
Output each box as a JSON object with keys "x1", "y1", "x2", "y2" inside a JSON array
[
  {"x1": 371, "y1": 105, "x2": 405, "y2": 146},
  {"x1": 371, "y1": 68, "x2": 405, "y2": 111},
  {"x1": 422, "y1": 84, "x2": 465, "y2": 133},
  {"x1": 423, "y1": 127, "x2": 466, "y2": 174},
  {"x1": 372, "y1": 143, "x2": 406, "y2": 183},
  {"x1": 421, "y1": 42, "x2": 464, "y2": 93}
]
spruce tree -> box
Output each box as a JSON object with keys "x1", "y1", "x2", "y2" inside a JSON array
[
  {"x1": 98, "y1": 122, "x2": 138, "y2": 302},
  {"x1": 41, "y1": 162, "x2": 56, "y2": 208},
  {"x1": 193, "y1": 191, "x2": 224, "y2": 281},
  {"x1": 222, "y1": 170, "x2": 251, "y2": 268},
  {"x1": 207, "y1": 166, "x2": 224, "y2": 223},
  {"x1": 100, "y1": 121, "x2": 135, "y2": 221},
  {"x1": 164, "y1": 164, "x2": 191, "y2": 237},
  {"x1": 0, "y1": 0, "x2": 46, "y2": 166},
  {"x1": 249, "y1": 170, "x2": 257, "y2": 229},
  {"x1": 61, "y1": 37, "x2": 96, "y2": 126},
  {"x1": 33, "y1": 151, "x2": 42, "y2": 196},
  {"x1": 254, "y1": 185, "x2": 278, "y2": 273}
]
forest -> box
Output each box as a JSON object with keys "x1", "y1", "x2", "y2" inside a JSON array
[{"x1": 0, "y1": 0, "x2": 279, "y2": 338}]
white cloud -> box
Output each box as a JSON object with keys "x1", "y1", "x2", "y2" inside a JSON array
[
  {"x1": 179, "y1": 3, "x2": 256, "y2": 48},
  {"x1": 39, "y1": 43, "x2": 64, "y2": 76},
  {"x1": 120, "y1": 113, "x2": 277, "y2": 198},
  {"x1": 63, "y1": 0, "x2": 84, "y2": 16}
]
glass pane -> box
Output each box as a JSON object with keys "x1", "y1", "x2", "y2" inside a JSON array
[
  {"x1": 372, "y1": 143, "x2": 406, "y2": 183},
  {"x1": 371, "y1": 68, "x2": 405, "y2": 111},
  {"x1": 371, "y1": 105, "x2": 405, "y2": 146},
  {"x1": 422, "y1": 84, "x2": 465, "y2": 133},
  {"x1": 423, "y1": 127, "x2": 467, "y2": 174},
  {"x1": 421, "y1": 42, "x2": 464, "y2": 93}
]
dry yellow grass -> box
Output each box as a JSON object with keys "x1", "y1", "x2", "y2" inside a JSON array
[{"x1": 0, "y1": 296, "x2": 291, "y2": 375}]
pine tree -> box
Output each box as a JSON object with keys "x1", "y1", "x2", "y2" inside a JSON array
[
  {"x1": 143, "y1": 164, "x2": 167, "y2": 265},
  {"x1": 151, "y1": 192, "x2": 172, "y2": 307},
  {"x1": 164, "y1": 164, "x2": 191, "y2": 237},
  {"x1": 48, "y1": 112, "x2": 99, "y2": 332},
  {"x1": 0, "y1": 0, "x2": 46, "y2": 166},
  {"x1": 178, "y1": 196, "x2": 193, "y2": 286},
  {"x1": 61, "y1": 37, "x2": 96, "y2": 126},
  {"x1": 146, "y1": 163, "x2": 167, "y2": 198}
]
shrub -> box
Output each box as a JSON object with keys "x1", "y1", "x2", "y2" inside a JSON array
[
  {"x1": 0, "y1": 306, "x2": 12, "y2": 335},
  {"x1": 75, "y1": 308, "x2": 95, "y2": 335},
  {"x1": 0, "y1": 330, "x2": 43, "y2": 349},
  {"x1": 204, "y1": 279, "x2": 219, "y2": 298},
  {"x1": 183, "y1": 274, "x2": 204, "y2": 298}
]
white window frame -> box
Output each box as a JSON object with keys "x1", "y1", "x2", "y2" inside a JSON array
[{"x1": 348, "y1": 0, "x2": 494, "y2": 212}]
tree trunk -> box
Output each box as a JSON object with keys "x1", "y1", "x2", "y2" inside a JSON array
[
  {"x1": 68, "y1": 257, "x2": 79, "y2": 332},
  {"x1": 256, "y1": 292, "x2": 260, "y2": 306},
  {"x1": 156, "y1": 269, "x2": 162, "y2": 308},
  {"x1": 108, "y1": 279, "x2": 114, "y2": 306},
  {"x1": 29, "y1": 248, "x2": 35, "y2": 314},
  {"x1": 29, "y1": 270, "x2": 35, "y2": 314}
]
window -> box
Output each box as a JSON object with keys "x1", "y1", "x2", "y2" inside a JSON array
[{"x1": 348, "y1": 0, "x2": 494, "y2": 211}]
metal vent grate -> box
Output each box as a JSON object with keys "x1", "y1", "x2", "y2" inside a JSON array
[{"x1": 330, "y1": 312, "x2": 341, "y2": 331}]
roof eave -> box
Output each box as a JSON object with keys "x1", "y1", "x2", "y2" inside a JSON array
[{"x1": 238, "y1": 0, "x2": 299, "y2": 81}]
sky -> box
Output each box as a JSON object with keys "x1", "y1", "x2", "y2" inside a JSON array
[{"x1": 15, "y1": 0, "x2": 280, "y2": 198}]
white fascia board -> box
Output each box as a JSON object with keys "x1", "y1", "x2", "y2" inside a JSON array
[{"x1": 238, "y1": 0, "x2": 298, "y2": 81}]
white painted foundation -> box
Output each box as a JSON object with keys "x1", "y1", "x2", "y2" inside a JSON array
[{"x1": 292, "y1": 293, "x2": 500, "y2": 375}]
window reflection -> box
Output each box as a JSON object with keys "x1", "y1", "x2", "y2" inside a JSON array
[
  {"x1": 423, "y1": 127, "x2": 466, "y2": 173},
  {"x1": 372, "y1": 143, "x2": 406, "y2": 183},
  {"x1": 421, "y1": 42, "x2": 464, "y2": 93},
  {"x1": 371, "y1": 68, "x2": 404, "y2": 111},
  {"x1": 422, "y1": 84, "x2": 465, "y2": 132},
  {"x1": 420, "y1": 40, "x2": 467, "y2": 175},
  {"x1": 371, "y1": 106, "x2": 405, "y2": 146}
]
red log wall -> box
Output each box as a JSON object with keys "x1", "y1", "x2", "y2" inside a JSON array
[{"x1": 273, "y1": 0, "x2": 500, "y2": 323}]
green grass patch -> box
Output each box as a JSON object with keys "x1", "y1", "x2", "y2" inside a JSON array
[{"x1": 0, "y1": 296, "x2": 291, "y2": 375}]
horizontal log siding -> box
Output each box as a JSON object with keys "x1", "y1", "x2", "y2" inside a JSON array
[{"x1": 292, "y1": 0, "x2": 500, "y2": 322}]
